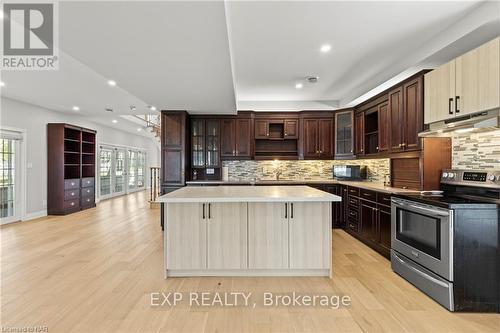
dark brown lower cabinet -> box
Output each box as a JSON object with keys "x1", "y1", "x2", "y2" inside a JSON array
[
  {"x1": 360, "y1": 199, "x2": 377, "y2": 243},
  {"x1": 378, "y1": 205, "x2": 392, "y2": 253},
  {"x1": 345, "y1": 186, "x2": 392, "y2": 259}
]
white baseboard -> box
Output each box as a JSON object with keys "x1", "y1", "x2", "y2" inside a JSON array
[{"x1": 22, "y1": 210, "x2": 47, "y2": 221}]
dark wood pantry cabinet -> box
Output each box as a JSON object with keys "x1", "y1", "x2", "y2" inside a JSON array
[
  {"x1": 47, "y1": 123, "x2": 96, "y2": 215},
  {"x1": 161, "y1": 111, "x2": 189, "y2": 191}
]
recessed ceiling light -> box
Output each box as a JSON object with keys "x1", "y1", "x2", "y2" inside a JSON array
[
  {"x1": 107, "y1": 80, "x2": 117, "y2": 87},
  {"x1": 112, "y1": 119, "x2": 118, "y2": 124},
  {"x1": 295, "y1": 83, "x2": 303, "y2": 89},
  {"x1": 320, "y1": 44, "x2": 331, "y2": 53},
  {"x1": 130, "y1": 105, "x2": 136, "y2": 111},
  {"x1": 0, "y1": 81, "x2": 5, "y2": 87},
  {"x1": 137, "y1": 128, "x2": 142, "y2": 132},
  {"x1": 105, "y1": 107, "x2": 113, "y2": 112},
  {"x1": 148, "y1": 105, "x2": 157, "y2": 111},
  {"x1": 72, "y1": 106, "x2": 80, "y2": 111}
]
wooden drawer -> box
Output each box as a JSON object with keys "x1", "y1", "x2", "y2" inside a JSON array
[
  {"x1": 347, "y1": 206, "x2": 359, "y2": 220},
  {"x1": 81, "y1": 187, "x2": 94, "y2": 197},
  {"x1": 81, "y1": 196, "x2": 95, "y2": 206},
  {"x1": 348, "y1": 196, "x2": 359, "y2": 207},
  {"x1": 377, "y1": 193, "x2": 392, "y2": 206},
  {"x1": 82, "y1": 177, "x2": 94, "y2": 188},
  {"x1": 359, "y1": 188, "x2": 377, "y2": 202},
  {"x1": 348, "y1": 187, "x2": 359, "y2": 196},
  {"x1": 64, "y1": 179, "x2": 80, "y2": 190},
  {"x1": 64, "y1": 199, "x2": 79, "y2": 210},
  {"x1": 347, "y1": 219, "x2": 359, "y2": 233},
  {"x1": 64, "y1": 189, "x2": 79, "y2": 200}
]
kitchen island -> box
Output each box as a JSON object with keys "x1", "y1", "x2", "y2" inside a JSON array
[{"x1": 157, "y1": 185, "x2": 341, "y2": 278}]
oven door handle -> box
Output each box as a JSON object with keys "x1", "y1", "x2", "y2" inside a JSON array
[
  {"x1": 393, "y1": 252, "x2": 450, "y2": 288},
  {"x1": 392, "y1": 200, "x2": 450, "y2": 217}
]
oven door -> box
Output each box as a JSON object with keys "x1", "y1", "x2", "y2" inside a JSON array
[{"x1": 391, "y1": 198, "x2": 453, "y2": 280}]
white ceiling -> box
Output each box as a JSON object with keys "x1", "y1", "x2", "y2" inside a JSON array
[{"x1": 1, "y1": 0, "x2": 499, "y2": 131}]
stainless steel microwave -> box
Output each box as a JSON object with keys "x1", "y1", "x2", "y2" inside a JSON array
[{"x1": 332, "y1": 165, "x2": 367, "y2": 180}]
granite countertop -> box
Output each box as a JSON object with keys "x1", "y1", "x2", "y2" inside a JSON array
[
  {"x1": 184, "y1": 179, "x2": 418, "y2": 194},
  {"x1": 157, "y1": 185, "x2": 342, "y2": 203}
]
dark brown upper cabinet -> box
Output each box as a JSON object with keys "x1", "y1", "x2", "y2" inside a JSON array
[
  {"x1": 403, "y1": 77, "x2": 424, "y2": 151},
  {"x1": 377, "y1": 102, "x2": 389, "y2": 153},
  {"x1": 221, "y1": 116, "x2": 253, "y2": 160},
  {"x1": 255, "y1": 120, "x2": 269, "y2": 139},
  {"x1": 334, "y1": 109, "x2": 354, "y2": 159},
  {"x1": 191, "y1": 118, "x2": 220, "y2": 167},
  {"x1": 284, "y1": 119, "x2": 298, "y2": 139},
  {"x1": 354, "y1": 112, "x2": 365, "y2": 156},
  {"x1": 301, "y1": 114, "x2": 334, "y2": 159},
  {"x1": 389, "y1": 86, "x2": 404, "y2": 152},
  {"x1": 388, "y1": 76, "x2": 424, "y2": 153},
  {"x1": 161, "y1": 111, "x2": 188, "y2": 187},
  {"x1": 254, "y1": 114, "x2": 299, "y2": 159}
]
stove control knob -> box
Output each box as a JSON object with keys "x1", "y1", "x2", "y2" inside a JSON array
[
  {"x1": 488, "y1": 175, "x2": 497, "y2": 182},
  {"x1": 442, "y1": 172, "x2": 448, "y2": 178},
  {"x1": 448, "y1": 172, "x2": 455, "y2": 179}
]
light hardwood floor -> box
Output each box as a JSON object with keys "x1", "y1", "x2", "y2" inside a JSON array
[{"x1": 1, "y1": 191, "x2": 499, "y2": 332}]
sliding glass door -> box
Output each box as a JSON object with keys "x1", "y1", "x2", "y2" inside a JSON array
[
  {"x1": 99, "y1": 148, "x2": 113, "y2": 198},
  {"x1": 0, "y1": 136, "x2": 21, "y2": 224},
  {"x1": 99, "y1": 146, "x2": 146, "y2": 199},
  {"x1": 127, "y1": 150, "x2": 146, "y2": 191}
]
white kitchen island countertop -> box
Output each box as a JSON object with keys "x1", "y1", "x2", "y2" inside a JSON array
[{"x1": 157, "y1": 185, "x2": 341, "y2": 203}]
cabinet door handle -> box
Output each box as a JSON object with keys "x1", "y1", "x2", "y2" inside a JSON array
[
  {"x1": 455, "y1": 96, "x2": 460, "y2": 113},
  {"x1": 291, "y1": 203, "x2": 294, "y2": 219},
  {"x1": 235, "y1": 150, "x2": 238, "y2": 155},
  {"x1": 208, "y1": 203, "x2": 211, "y2": 219},
  {"x1": 202, "y1": 203, "x2": 205, "y2": 219},
  {"x1": 448, "y1": 98, "x2": 454, "y2": 115},
  {"x1": 285, "y1": 203, "x2": 288, "y2": 218}
]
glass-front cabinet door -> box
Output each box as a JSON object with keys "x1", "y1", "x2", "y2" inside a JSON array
[
  {"x1": 191, "y1": 119, "x2": 205, "y2": 168},
  {"x1": 205, "y1": 119, "x2": 220, "y2": 167},
  {"x1": 335, "y1": 110, "x2": 354, "y2": 157}
]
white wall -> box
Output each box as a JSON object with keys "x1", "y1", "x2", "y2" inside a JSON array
[{"x1": 0, "y1": 97, "x2": 160, "y2": 218}]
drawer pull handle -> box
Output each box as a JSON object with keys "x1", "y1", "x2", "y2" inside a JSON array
[
  {"x1": 71, "y1": 192, "x2": 75, "y2": 196},
  {"x1": 71, "y1": 182, "x2": 75, "y2": 186},
  {"x1": 71, "y1": 202, "x2": 75, "y2": 206}
]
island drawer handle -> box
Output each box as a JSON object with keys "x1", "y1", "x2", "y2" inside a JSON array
[
  {"x1": 285, "y1": 203, "x2": 288, "y2": 219},
  {"x1": 202, "y1": 203, "x2": 205, "y2": 219},
  {"x1": 208, "y1": 203, "x2": 211, "y2": 219},
  {"x1": 291, "y1": 203, "x2": 294, "y2": 219}
]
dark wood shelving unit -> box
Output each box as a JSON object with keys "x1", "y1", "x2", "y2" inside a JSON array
[{"x1": 48, "y1": 123, "x2": 96, "y2": 215}]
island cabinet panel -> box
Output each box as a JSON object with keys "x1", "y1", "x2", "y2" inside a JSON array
[
  {"x1": 248, "y1": 203, "x2": 289, "y2": 269},
  {"x1": 165, "y1": 203, "x2": 207, "y2": 270},
  {"x1": 289, "y1": 202, "x2": 331, "y2": 269},
  {"x1": 207, "y1": 203, "x2": 247, "y2": 269}
]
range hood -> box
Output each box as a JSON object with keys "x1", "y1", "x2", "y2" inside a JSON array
[{"x1": 419, "y1": 109, "x2": 500, "y2": 137}]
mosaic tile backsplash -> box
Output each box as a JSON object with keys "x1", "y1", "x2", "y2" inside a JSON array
[
  {"x1": 452, "y1": 130, "x2": 500, "y2": 170},
  {"x1": 223, "y1": 158, "x2": 390, "y2": 183}
]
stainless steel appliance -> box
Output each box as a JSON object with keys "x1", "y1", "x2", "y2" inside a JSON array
[
  {"x1": 333, "y1": 165, "x2": 367, "y2": 180},
  {"x1": 391, "y1": 169, "x2": 500, "y2": 312}
]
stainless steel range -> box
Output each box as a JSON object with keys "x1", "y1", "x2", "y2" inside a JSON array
[{"x1": 391, "y1": 169, "x2": 500, "y2": 312}]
